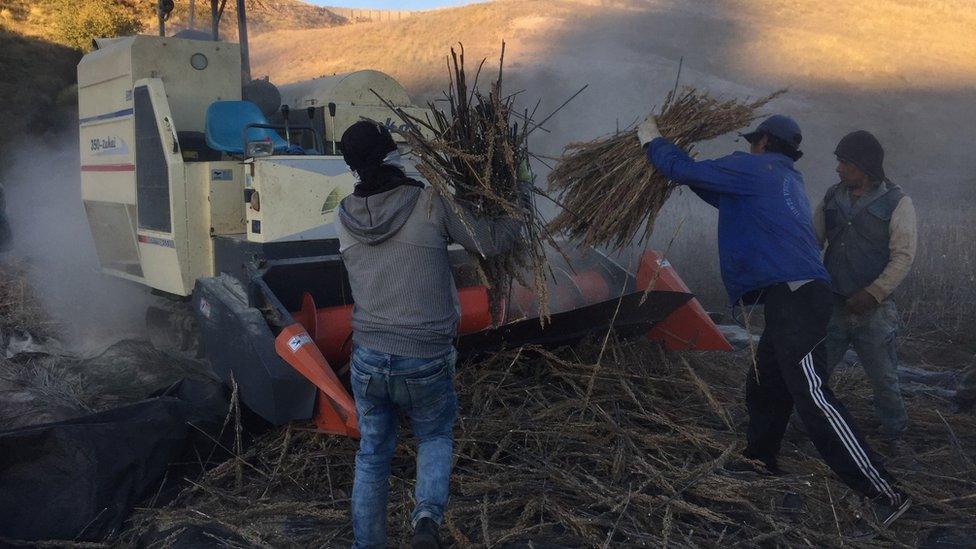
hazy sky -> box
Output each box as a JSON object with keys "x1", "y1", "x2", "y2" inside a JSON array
[{"x1": 310, "y1": 0, "x2": 485, "y2": 9}]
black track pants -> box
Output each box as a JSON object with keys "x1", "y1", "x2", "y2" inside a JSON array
[{"x1": 743, "y1": 281, "x2": 901, "y2": 504}]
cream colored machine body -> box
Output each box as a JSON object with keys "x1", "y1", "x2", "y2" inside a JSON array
[{"x1": 78, "y1": 35, "x2": 427, "y2": 296}]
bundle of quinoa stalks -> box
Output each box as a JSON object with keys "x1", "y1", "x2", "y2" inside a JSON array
[
  {"x1": 548, "y1": 88, "x2": 785, "y2": 250},
  {"x1": 375, "y1": 44, "x2": 563, "y2": 325}
]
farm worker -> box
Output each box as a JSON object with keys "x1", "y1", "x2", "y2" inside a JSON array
[
  {"x1": 812, "y1": 130, "x2": 916, "y2": 447},
  {"x1": 335, "y1": 120, "x2": 526, "y2": 549},
  {"x1": 638, "y1": 114, "x2": 910, "y2": 529}
]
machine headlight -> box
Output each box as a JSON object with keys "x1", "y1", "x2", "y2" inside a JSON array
[{"x1": 246, "y1": 140, "x2": 274, "y2": 158}]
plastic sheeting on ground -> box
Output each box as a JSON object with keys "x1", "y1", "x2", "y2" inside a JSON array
[
  {"x1": 0, "y1": 378, "x2": 227, "y2": 542},
  {"x1": 0, "y1": 338, "x2": 217, "y2": 430}
]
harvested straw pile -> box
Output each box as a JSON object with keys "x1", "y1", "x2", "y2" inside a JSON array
[
  {"x1": 124, "y1": 338, "x2": 976, "y2": 547},
  {"x1": 375, "y1": 44, "x2": 558, "y2": 324},
  {"x1": 548, "y1": 89, "x2": 784, "y2": 250}
]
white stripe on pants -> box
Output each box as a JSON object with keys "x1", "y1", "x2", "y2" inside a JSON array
[{"x1": 799, "y1": 351, "x2": 899, "y2": 503}]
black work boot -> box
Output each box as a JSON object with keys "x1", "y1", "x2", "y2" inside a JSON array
[{"x1": 412, "y1": 517, "x2": 440, "y2": 549}]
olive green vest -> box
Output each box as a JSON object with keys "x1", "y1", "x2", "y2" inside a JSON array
[{"x1": 822, "y1": 183, "x2": 905, "y2": 297}]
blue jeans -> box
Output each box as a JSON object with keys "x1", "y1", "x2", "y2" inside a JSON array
[
  {"x1": 824, "y1": 297, "x2": 908, "y2": 437},
  {"x1": 349, "y1": 345, "x2": 458, "y2": 549}
]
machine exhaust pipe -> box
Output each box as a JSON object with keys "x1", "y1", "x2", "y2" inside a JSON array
[{"x1": 237, "y1": 0, "x2": 251, "y2": 86}]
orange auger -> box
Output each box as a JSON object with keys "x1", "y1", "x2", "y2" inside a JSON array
[
  {"x1": 274, "y1": 323, "x2": 359, "y2": 437},
  {"x1": 274, "y1": 252, "x2": 729, "y2": 437},
  {"x1": 638, "y1": 250, "x2": 733, "y2": 351}
]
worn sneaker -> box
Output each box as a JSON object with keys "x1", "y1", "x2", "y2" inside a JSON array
[
  {"x1": 412, "y1": 517, "x2": 440, "y2": 549},
  {"x1": 850, "y1": 494, "x2": 912, "y2": 540}
]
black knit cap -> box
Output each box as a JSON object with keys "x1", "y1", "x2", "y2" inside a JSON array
[
  {"x1": 340, "y1": 120, "x2": 396, "y2": 171},
  {"x1": 835, "y1": 130, "x2": 886, "y2": 182}
]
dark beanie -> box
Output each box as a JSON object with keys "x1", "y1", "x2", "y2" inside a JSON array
[
  {"x1": 835, "y1": 130, "x2": 886, "y2": 182},
  {"x1": 340, "y1": 121, "x2": 396, "y2": 172}
]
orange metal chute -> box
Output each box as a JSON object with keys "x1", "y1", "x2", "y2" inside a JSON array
[
  {"x1": 637, "y1": 251, "x2": 732, "y2": 351},
  {"x1": 274, "y1": 323, "x2": 359, "y2": 437},
  {"x1": 293, "y1": 292, "x2": 353, "y2": 366},
  {"x1": 291, "y1": 288, "x2": 493, "y2": 367},
  {"x1": 277, "y1": 252, "x2": 729, "y2": 437}
]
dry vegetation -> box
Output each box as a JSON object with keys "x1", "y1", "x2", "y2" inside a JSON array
[
  {"x1": 249, "y1": 0, "x2": 976, "y2": 92},
  {"x1": 731, "y1": 0, "x2": 976, "y2": 89},
  {"x1": 250, "y1": 0, "x2": 571, "y2": 90},
  {"x1": 121, "y1": 340, "x2": 976, "y2": 547},
  {"x1": 0, "y1": 0, "x2": 346, "y2": 44},
  {"x1": 896, "y1": 203, "x2": 976, "y2": 348},
  {"x1": 379, "y1": 44, "x2": 557, "y2": 323},
  {"x1": 0, "y1": 261, "x2": 55, "y2": 337}
]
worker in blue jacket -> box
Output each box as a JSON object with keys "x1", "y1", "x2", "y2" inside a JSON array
[{"x1": 639, "y1": 114, "x2": 909, "y2": 529}]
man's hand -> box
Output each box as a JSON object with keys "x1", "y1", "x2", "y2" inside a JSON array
[
  {"x1": 846, "y1": 289, "x2": 880, "y2": 315},
  {"x1": 637, "y1": 114, "x2": 661, "y2": 147}
]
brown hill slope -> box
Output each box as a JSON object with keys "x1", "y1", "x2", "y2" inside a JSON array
[
  {"x1": 252, "y1": 0, "x2": 976, "y2": 91},
  {"x1": 249, "y1": 0, "x2": 976, "y2": 202}
]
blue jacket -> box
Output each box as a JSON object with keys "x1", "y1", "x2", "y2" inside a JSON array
[{"x1": 646, "y1": 137, "x2": 830, "y2": 305}]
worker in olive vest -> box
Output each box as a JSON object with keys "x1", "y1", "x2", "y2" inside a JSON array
[{"x1": 813, "y1": 130, "x2": 917, "y2": 441}]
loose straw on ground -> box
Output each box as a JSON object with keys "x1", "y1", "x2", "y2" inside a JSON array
[
  {"x1": 548, "y1": 88, "x2": 785, "y2": 250},
  {"x1": 122, "y1": 338, "x2": 976, "y2": 547}
]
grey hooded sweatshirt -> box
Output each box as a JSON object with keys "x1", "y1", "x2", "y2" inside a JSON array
[{"x1": 336, "y1": 185, "x2": 521, "y2": 358}]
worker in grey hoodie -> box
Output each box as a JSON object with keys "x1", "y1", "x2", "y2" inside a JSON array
[{"x1": 335, "y1": 120, "x2": 525, "y2": 549}]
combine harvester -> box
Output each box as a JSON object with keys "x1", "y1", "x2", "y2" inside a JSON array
[{"x1": 77, "y1": 0, "x2": 730, "y2": 439}]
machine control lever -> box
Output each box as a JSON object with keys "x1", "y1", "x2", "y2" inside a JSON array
[
  {"x1": 280, "y1": 104, "x2": 291, "y2": 143},
  {"x1": 328, "y1": 102, "x2": 337, "y2": 155}
]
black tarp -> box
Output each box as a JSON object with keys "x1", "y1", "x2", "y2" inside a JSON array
[{"x1": 0, "y1": 378, "x2": 227, "y2": 542}]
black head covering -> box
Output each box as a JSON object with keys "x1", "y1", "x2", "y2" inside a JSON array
[
  {"x1": 341, "y1": 120, "x2": 396, "y2": 172},
  {"x1": 835, "y1": 130, "x2": 886, "y2": 182},
  {"x1": 340, "y1": 120, "x2": 422, "y2": 197}
]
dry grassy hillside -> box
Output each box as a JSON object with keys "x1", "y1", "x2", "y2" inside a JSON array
[
  {"x1": 253, "y1": 0, "x2": 976, "y2": 91},
  {"x1": 250, "y1": 0, "x2": 976, "y2": 196}
]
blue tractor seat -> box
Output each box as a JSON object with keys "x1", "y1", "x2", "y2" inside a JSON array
[{"x1": 205, "y1": 100, "x2": 290, "y2": 155}]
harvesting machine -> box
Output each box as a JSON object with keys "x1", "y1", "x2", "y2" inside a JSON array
[{"x1": 77, "y1": 0, "x2": 730, "y2": 438}]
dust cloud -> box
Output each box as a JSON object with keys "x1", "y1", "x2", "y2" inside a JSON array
[{"x1": 2, "y1": 136, "x2": 151, "y2": 352}]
